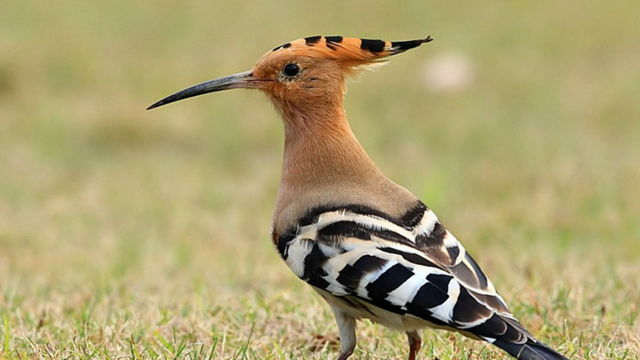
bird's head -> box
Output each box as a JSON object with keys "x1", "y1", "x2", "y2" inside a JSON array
[{"x1": 147, "y1": 35, "x2": 432, "y2": 113}]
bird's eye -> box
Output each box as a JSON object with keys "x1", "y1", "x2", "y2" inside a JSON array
[{"x1": 283, "y1": 63, "x2": 300, "y2": 77}]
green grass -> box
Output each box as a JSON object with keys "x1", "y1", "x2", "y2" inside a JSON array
[{"x1": 1, "y1": 1, "x2": 639, "y2": 359}]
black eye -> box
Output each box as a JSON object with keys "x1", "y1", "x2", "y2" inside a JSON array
[{"x1": 283, "y1": 63, "x2": 300, "y2": 77}]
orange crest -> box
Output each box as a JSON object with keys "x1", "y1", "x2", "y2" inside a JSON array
[{"x1": 270, "y1": 35, "x2": 433, "y2": 68}]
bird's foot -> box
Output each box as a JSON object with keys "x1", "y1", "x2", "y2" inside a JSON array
[
  {"x1": 407, "y1": 330, "x2": 422, "y2": 360},
  {"x1": 336, "y1": 350, "x2": 353, "y2": 360}
]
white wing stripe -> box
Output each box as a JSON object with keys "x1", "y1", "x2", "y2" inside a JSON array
[
  {"x1": 285, "y1": 238, "x2": 313, "y2": 278},
  {"x1": 385, "y1": 274, "x2": 427, "y2": 308},
  {"x1": 414, "y1": 209, "x2": 439, "y2": 236},
  {"x1": 429, "y1": 279, "x2": 461, "y2": 322}
]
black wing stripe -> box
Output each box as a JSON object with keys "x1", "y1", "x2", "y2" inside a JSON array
[
  {"x1": 379, "y1": 247, "x2": 440, "y2": 268},
  {"x1": 336, "y1": 264, "x2": 362, "y2": 290},
  {"x1": 308, "y1": 274, "x2": 330, "y2": 290},
  {"x1": 277, "y1": 234, "x2": 295, "y2": 260},
  {"x1": 365, "y1": 264, "x2": 413, "y2": 301},
  {"x1": 302, "y1": 243, "x2": 328, "y2": 280},
  {"x1": 334, "y1": 255, "x2": 389, "y2": 293},
  {"x1": 352, "y1": 254, "x2": 388, "y2": 273},
  {"x1": 316, "y1": 219, "x2": 414, "y2": 246},
  {"x1": 399, "y1": 202, "x2": 428, "y2": 228},
  {"x1": 318, "y1": 221, "x2": 372, "y2": 241},
  {"x1": 409, "y1": 275, "x2": 451, "y2": 309}
]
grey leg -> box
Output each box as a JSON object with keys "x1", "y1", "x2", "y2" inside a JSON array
[{"x1": 330, "y1": 305, "x2": 357, "y2": 360}]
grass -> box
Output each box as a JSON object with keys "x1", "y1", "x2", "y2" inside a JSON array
[{"x1": 1, "y1": 0, "x2": 639, "y2": 359}]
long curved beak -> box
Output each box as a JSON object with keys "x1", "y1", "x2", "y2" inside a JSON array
[{"x1": 147, "y1": 70, "x2": 256, "y2": 110}]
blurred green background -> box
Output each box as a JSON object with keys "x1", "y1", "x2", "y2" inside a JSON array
[{"x1": 1, "y1": 1, "x2": 639, "y2": 359}]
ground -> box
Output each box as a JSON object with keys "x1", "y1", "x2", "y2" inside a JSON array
[{"x1": 1, "y1": 1, "x2": 639, "y2": 359}]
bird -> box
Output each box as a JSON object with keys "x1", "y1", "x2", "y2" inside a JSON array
[{"x1": 148, "y1": 35, "x2": 568, "y2": 360}]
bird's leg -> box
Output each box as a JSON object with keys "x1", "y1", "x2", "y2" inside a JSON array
[
  {"x1": 330, "y1": 305, "x2": 357, "y2": 360},
  {"x1": 406, "y1": 330, "x2": 422, "y2": 360}
]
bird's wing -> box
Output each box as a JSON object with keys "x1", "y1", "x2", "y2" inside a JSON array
[
  {"x1": 275, "y1": 202, "x2": 532, "y2": 345},
  {"x1": 408, "y1": 202, "x2": 512, "y2": 315}
]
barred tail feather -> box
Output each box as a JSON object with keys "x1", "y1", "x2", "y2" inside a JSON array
[{"x1": 493, "y1": 339, "x2": 568, "y2": 360}]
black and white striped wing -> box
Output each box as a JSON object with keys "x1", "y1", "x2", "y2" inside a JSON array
[{"x1": 275, "y1": 203, "x2": 533, "y2": 346}]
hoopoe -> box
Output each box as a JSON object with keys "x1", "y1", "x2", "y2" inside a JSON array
[{"x1": 148, "y1": 35, "x2": 568, "y2": 360}]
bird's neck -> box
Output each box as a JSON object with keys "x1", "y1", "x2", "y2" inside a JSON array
[
  {"x1": 281, "y1": 107, "x2": 380, "y2": 189},
  {"x1": 271, "y1": 100, "x2": 417, "y2": 233}
]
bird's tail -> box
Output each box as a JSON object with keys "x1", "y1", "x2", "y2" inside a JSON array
[
  {"x1": 475, "y1": 314, "x2": 568, "y2": 359},
  {"x1": 493, "y1": 338, "x2": 569, "y2": 360}
]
